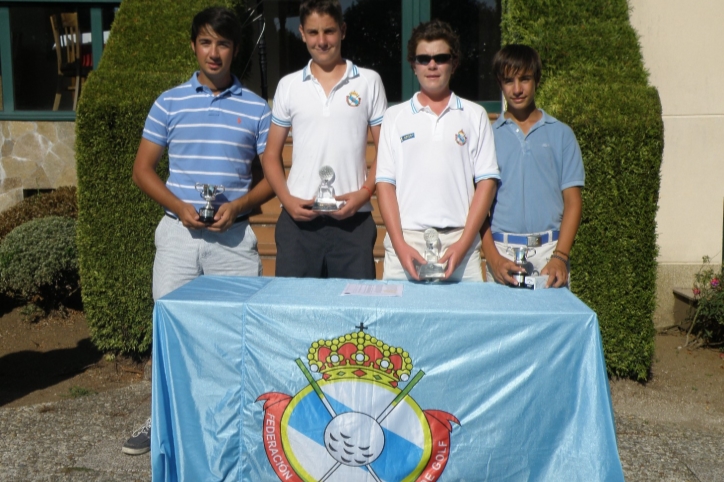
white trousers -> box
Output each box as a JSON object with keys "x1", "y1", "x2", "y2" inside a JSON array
[
  {"x1": 152, "y1": 215, "x2": 262, "y2": 300},
  {"x1": 383, "y1": 229, "x2": 483, "y2": 282}
]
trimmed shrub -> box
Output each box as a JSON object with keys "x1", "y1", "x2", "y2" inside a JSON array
[
  {"x1": 0, "y1": 187, "x2": 78, "y2": 241},
  {"x1": 0, "y1": 216, "x2": 79, "y2": 310},
  {"x1": 75, "y1": 0, "x2": 246, "y2": 353},
  {"x1": 503, "y1": 0, "x2": 663, "y2": 379}
]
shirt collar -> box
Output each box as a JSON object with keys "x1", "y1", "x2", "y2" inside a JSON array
[
  {"x1": 409, "y1": 91, "x2": 463, "y2": 114},
  {"x1": 302, "y1": 59, "x2": 359, "y2": 82},
  {"x1": 493, "y1": 108, "x2": 556, "y2": 129},
  {"x1": 190, "y1": 72, "x2": 243, "y2": 96}
]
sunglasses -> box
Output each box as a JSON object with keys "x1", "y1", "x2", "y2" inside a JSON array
[{"x1": 414, "y1": 53, "x2": 453, "y2": 65}]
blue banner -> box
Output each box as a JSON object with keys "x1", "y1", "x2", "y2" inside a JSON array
[{"x1": 152, "y1": 277, "x2": 623, "y2": 482}]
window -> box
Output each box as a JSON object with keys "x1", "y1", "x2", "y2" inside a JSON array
[
  {"x1": 0, "y1": 1, "x2": 119, "y2": 120},
  {"x1": 241, "y1": 0, "x2": 501, "y2": 110}
]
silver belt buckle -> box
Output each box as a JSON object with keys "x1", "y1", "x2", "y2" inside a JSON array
[{"x1": 526, "y1": 235, "x2": 541, "y2": 247}]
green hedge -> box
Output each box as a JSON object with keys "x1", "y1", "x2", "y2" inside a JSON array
[
  {"x1": 76, "y1": 0, "x2": 246, "y2": 353},
  {"x1": 503, "y1": 0, "x2": 663, "y2": 379}
]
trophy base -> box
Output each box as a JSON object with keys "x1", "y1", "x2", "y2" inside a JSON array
[
  {"x1": 416, "y1": 262, "x2": 447, "y2": 280},
  {"x1": 312, "y1": 200, "x2": 345, "y2": 212},
  {"x1": 198, "y1": 208, "x2": 215, "y2": 224},
  {"x1": 510, "y1": 272, "x2": 529, "y2": 288}
]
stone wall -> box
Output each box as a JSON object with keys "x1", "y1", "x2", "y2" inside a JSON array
[{"x1": 0, "y1": 121, "x2": 77, "y2": 212}]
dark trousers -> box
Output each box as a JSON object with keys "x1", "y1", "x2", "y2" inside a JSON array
[{"x1": 275, "y1": 209, "x2": 377, "y2": 279}]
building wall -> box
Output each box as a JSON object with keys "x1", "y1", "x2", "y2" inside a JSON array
[
  {"x1": 628, "y1": 0, "x2": 724, "y2": 326},
  {"x1": 0, "y1": 121, "x2": 77, "y2": 211}
]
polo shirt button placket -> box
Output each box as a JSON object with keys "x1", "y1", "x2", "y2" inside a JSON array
[{"x1": 209, "y1": 93, "x2": 220, "y2": 117}]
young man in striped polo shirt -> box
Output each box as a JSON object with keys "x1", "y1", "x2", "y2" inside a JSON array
[
  {"x1": 262, "y1": 0, "x2": 387, "y2": 279},
  {"x1": 125, "y1": 6, "x2": 273, "y2": 455}
]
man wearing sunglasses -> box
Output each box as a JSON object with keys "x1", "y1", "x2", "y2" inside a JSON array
[{"x1": 376, "y1": 19, "x2": 499, "y2": 281}]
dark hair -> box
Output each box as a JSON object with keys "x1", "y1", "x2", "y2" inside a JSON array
[
  {"x1": 492, "y1": 44, "x2": 542, "y2": 86},
  {"x1": 406, "y1": 19, "x2": 461, "y2": 65},
  {"x1": 300, "y1": 0, "x2": 344, "y2": 28},
  {"x1": 191, "y1": 7, "x2": 242, "y2": 49}
]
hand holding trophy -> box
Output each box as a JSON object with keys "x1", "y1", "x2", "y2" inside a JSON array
[
  {"x1": 506, "y1": 246, "x2": 536, "y2": 288},
  {"x1": 195, "y1": 183, "x2": 225, "y2": 223},
  {"x1": 415, "y1": 228, "x2": 448, "y2": 280},
  {"x1": 312, "y1": 166, "x2": 346, "y2": 212}
]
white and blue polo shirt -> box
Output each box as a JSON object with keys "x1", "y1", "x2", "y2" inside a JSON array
[
  {"x1": 376, "y1": 92, "x2": 500, "y2": 231},
  {"x1": 271, "y1": 60, "x2": 387, "y2": 211},
  {"x1": 490, "y1": 109, "x2": 584, "y2": 234},
  {"x1": 142, "y1": 72, "x2": 271, "y2": 216}
]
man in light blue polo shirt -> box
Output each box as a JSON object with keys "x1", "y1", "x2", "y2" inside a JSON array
[
  {"x1": 126, "y1": 6, "x2": 273, "y2": 455},
  {"x1": 481, "y1": 44, "x2": 584, "y2": 288}
]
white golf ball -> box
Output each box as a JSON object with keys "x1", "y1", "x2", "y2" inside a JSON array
[{"x1": 324, "y1": 412, "x2": 385, "y2": 467}]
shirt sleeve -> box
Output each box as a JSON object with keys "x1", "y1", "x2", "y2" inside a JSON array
[
  {"x1": 560, "y1": 125, "x2": 585, "y2": 190},
  {"x1": 472, "y1": 107, "x2": 500, "y2": 183},
  {"x1": 367, "y1": 70, "x2": 387, "y2": 127},
  {"x1": 270, "y1": 76, "x2": 291, "y2": 128},
  {"x1": 257, "y1": 102, "x2": 272, "y2": 155},
  {"x1": 375, "y1": 109, "x2": 399, "y2": 185},
  {"x1": 142, "y1": 94, "x2": 169, "y2": 147}
]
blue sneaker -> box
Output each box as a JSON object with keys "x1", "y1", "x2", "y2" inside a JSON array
[{"x1": 122, "y1": 417, "x2": 151, "y2": 455}]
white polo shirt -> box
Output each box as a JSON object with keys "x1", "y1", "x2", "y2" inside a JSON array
[
  {"x1": 376, "y1": 92, "x2": 500, "y2": 230},
  {"x1": 271, "y1": 60, "x2": 387, "y2": 211}
]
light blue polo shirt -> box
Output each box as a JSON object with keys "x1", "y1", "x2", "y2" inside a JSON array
[
  {"x1": 142, "y1": 73, "x2": 271, "y2": 216},
  {"x1": 490, "y1": 109, "x2": 584, "y2": 234}
]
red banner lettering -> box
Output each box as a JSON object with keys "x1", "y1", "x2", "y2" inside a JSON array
[
  {"x1": 416, "y1": 410, "x2": 460, "y2": 482},
  {"x1": 256, "y1": 392, "x2": 302, "y2": 482}
]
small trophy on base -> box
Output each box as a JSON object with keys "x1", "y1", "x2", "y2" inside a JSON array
[
  {"x1": 312, "y1": 165, "x2": 345, "y2": 212},
  {"x1": 506, "y1": 246, "x2": 536, "y2": 288},
  {"x1": 415, "y1": 228, "x2": 447, "y2": 280},
  {"x1": 195, "y1": 183, "x2": 225, "y2": 223}
]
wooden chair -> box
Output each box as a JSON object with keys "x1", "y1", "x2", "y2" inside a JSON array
[{"x1": 50, "y1": 13, "x2": 90, "y2": 111}]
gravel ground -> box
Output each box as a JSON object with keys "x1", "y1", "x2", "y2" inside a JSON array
[{"x1": 1, "y1": 381, "x2": 722, "y2": 481}]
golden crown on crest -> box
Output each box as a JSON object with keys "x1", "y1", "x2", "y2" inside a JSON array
[{"x1": 307, "y1": 331, "x2": 412, "y2": 388}]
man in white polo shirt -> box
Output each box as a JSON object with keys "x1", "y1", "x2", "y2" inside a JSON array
[
  {"x1": 376, "y1": 19, "x2": 499, "y2": 281},
  {"x1": 125, "y1": 6, "x2": 273, "y2": 455},
  {"x1": 262, "y1": 0, "x2": 387, "y2": 279}
]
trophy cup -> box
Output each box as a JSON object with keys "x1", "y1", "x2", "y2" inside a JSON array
[
  {"x1": 312, "y1": 166, "x2": 345, "y2": 212},
  {"x1": 415, "y1": 228, "x2": 447, "y2": 280},
  {"x1": 195, "y1": 183, "x2": 225, "y2": 223},
  {"x1": 506, "y1": 246, "x2": 536, "y2": 288}
]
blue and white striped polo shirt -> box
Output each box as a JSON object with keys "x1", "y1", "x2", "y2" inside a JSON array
[{"x1": 142, "y1": 72, "x2": 271, "y2": 215}]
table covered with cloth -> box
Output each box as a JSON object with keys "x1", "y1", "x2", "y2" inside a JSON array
[{"x1": 151, "y1": 276, "x2": 623, "y2": 481}]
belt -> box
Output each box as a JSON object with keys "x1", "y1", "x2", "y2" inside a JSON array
[
  {"x1": 492, "y1": 231, "x2": 559, "y2": 247},
  {"x1": 430, "y1": 227, "x2": 462, "y2": 233},
  {"x1": 165, "y1": 213, "x2": 249, "y2": 224}
]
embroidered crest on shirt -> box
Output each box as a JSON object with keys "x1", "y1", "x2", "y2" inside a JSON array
[
  {"x1": 347, "y1": 91, "x2": 361, "y2": 107},
  {"x1": 455, "y1": 130, "x2": 467, "y2": 146},
  {"x1": 401, "y1": 133, "x2": 415, "y2": 143}
]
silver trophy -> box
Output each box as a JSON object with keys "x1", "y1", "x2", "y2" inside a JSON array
[
  {"x1": 506, "y1": 246, "x2": 536, "y2": 288},
  {"x1": 312, "y1": 165, "x2": 345, "y2": 212},
  {"x1": 415, "y1": 228, "x2": 447, "y2": 280},
  {"x1": 195, "y1": 183, "x2": 225, "y2": 223}
]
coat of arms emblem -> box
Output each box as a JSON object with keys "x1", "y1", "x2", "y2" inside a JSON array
[{"x1": 257, "y1": 329, "x2": 459, "y2": 481}]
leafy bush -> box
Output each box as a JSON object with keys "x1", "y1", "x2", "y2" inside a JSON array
[
  {"x1": 0, "y1": 216, "x2": 79, "y2": 311},
  {"x1": 0, "y1": 187, "x2": 77, "y2": 241},
  {"x1": 503, "y1": 0, "x2": 663, "y2": 379},
  {"x1": 687, "y1": 257, "x2": 724, "y2": 346},
  {"x1": 75, "y1": 0, "x2": 246, "y2": 354}
]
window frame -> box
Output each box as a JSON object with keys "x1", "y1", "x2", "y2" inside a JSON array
[
  {"x1": 0, "y1": 0, "x2": 500, "y2": 120},
  {"x1": 0, "y1": 0, "x2": 119, "y2": 120}
]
